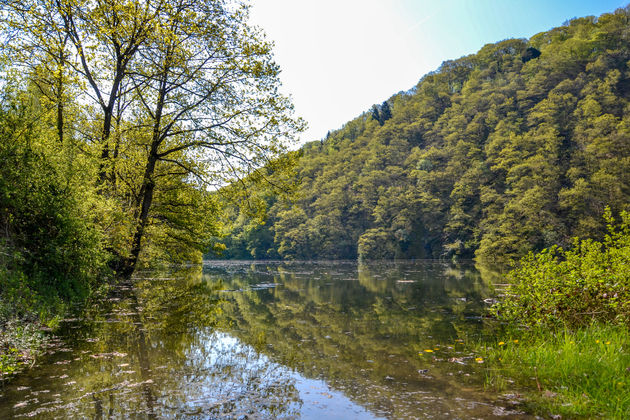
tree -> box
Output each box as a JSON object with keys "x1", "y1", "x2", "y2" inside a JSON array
[
  {"x1": 379, "y1": 100, "x2": 392, "y2": 122},
  {"x1": 1, "y1": 0, "x2": 303, "y2": 275},
  {"x1": 370, "y1": 104, "x2": 381, "y2": 125},
  {"x1": 0, "y1": 0, "x2": 80, "y2": 145},
  {"x1": 521, "y1": 46, "x2": 541, "y2": 63},
  {"x1": 0, "y1": 90, "x2": 108, "y2": 316},
  {"x1": 113, "y1": 0, "x2": 302, "y2": 274},
  {"x1": 370, "y1": 101, "x2": 392, "y2": 126}
]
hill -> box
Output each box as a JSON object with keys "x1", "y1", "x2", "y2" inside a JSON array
[{"x1": 218, "y1": 7, "x2": 630, "y2": 265}]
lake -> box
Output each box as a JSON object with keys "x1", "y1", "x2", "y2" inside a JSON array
[{"x1": 0, "y1": 261, "x2": 532, "y2": 419}]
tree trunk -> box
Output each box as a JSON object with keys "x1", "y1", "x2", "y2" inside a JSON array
[
  {"x1": 97, "y1": 110, "x2": 113, "y2": 185},
  {"x1": 56, "y1": 79, "x2": 64, "y2": 144},
  {"x1": 124, "y1": 152, "x2": 157, "y2": 277}
]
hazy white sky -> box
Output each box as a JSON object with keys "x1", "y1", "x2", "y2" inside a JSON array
[{"x1": 249, "y1": 0, "x2": 627, "y2": 144}]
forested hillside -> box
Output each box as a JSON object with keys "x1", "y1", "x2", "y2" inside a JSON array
[{"x1": 219, "y1": 7, "x2": 630, "y2": 264}]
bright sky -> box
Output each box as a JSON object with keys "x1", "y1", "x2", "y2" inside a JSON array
[{"x1": 249, "y1": 0, "x2": 628, "y2": 144}]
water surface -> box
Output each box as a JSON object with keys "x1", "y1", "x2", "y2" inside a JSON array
[{"x1": 0, "y1": 261, "x2": 531, "y2": 419}]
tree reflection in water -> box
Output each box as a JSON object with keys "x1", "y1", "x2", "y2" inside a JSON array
[
  {"x1": 0, "y1": 261, "x2": 533, "y2": 419},
  {"x1": 208, "y1": 261, "x2": 531, "y2": 419},
  {"x1": 0, "y1": 266, "x2": 304, "y2": 419}
]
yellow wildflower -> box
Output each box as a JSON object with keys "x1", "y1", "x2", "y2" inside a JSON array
[
  {"x1": 475, "y1": 357, "x2": 484, "y2": 363},
  {"x1": 596, "y1": 339, "x2": 600, "y2": 344},
  {"x1": 498, "y1": 341, "x2": 505, "y2": 346},
  {"x1": 424, "y1": 349, "x2": 434, "y2": 353},
  {"x1": 513, "y1": 339, "x2": 519, "y2": 343}
]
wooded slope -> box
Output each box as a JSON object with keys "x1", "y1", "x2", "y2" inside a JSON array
[{"x1": 220, "y1": 7, "x2": 630, "y2": 264}]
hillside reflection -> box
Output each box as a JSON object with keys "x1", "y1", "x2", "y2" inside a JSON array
[
  {"x1": 0, "y1": 262, "x2": 531, "y2": 419},
  {"x1": 206, "y1": 261, "x2": 525, "y2": 418}
]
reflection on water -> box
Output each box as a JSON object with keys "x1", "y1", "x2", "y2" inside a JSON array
[{"x1": 0, "y1": 261, "x2": 532, "y2": 419}]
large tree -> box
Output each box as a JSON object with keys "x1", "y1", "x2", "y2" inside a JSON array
[{"x1": 1, "y1": 0, "x2": 303, "y2": 275}]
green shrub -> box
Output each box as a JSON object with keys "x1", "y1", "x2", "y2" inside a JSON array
[
  {"x1": 0, "y1": 97, "x2": 109, "y2": 320},
  {"x1": 492, "y1": 208, "x2": 630, "y2": 329},
  {"x1": 358, "y1": 228, "x2": 398, "y2": 261}
]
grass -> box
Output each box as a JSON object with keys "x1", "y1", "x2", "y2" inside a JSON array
[{"x1": 477, "y1": 323, "x2": 630, "y2": 419}]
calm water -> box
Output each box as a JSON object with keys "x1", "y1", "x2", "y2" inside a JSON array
[{"x1": 0, "y1": 261, "x2": 532, "y2": 419}]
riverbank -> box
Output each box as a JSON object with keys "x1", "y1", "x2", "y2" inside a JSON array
[
  {"x1": 474, "y1": 210, "x2": 630, "y2": 419},
  {"x1": 0, "y1": 306, "x2": 49, "y2": 381},
  {"x1": 476, "y1": 323, "x2": 629, "y2": 419}
]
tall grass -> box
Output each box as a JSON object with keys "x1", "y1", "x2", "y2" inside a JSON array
[{"x1": 479, "y1": 323, "x2": 630, "y2": 419}]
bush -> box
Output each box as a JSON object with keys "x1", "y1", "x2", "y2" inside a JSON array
[
  {"x1": 358, "y1": 228, "x2": 397, "y2": 261},
  {"x1": 492, "y1": 208, "x2": 630, "y2": 329},
  {"x1": 0, "y1": 298, "x2": 49, "y2": 379},
  {"x1": 0, "y1": 97, "x2": 109, "y2": 320}
]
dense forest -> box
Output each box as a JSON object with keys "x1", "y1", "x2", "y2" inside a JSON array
[{"x1": 218, "y1": 7, "x2": 630, "y2": 265}]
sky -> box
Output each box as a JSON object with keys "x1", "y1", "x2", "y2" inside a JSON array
[{"x1": 248, "y1": 0, "x2": 628, "y2": 145}]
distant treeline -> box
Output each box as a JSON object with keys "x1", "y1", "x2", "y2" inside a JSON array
[{"x1": 216, "y1": 7, "x2": 630, "y2": 264}]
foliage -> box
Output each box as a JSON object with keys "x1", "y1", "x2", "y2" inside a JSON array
[
  {"x1": 1, "y1": 0, "x2": 302, "y2": 275},
  {"x1": 218, "y1": 7, "x2": 630, "y2": 263},
  {"x1": 0, "y1": 0, "x2": 301, "y2": 378},
  {"x1": 357, "y1": 228, "x2": 397, "y2": 260},
  {"x1": 0, "y1": 95, "x2": 109, "y2": 318},
  {"x1": 0, "y1": 311, "x2": 48, "y2": 380},
  {"x1": 492, "y1": 209, "x2": 630, "y2": 329},
  {"x1": 482, "y1": 209, "x2": 630, "y2": 417},
  {"x1": 478, "y1": 323, "x2": 630, "y2": 419}
]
